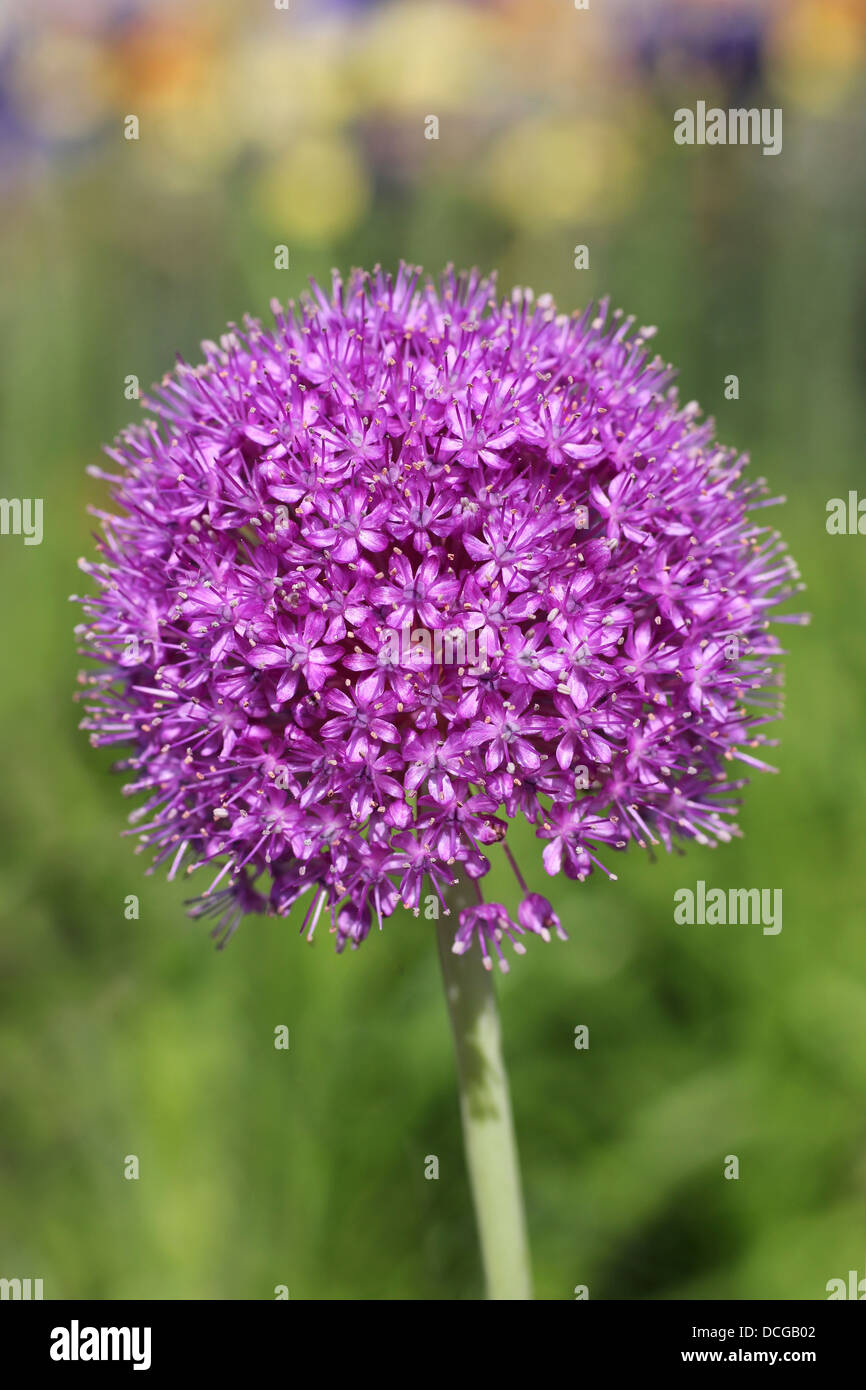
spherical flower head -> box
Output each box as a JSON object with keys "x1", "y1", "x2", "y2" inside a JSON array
[{"x1": 74, "y1": 264, "x2": 804, "y2": 968}]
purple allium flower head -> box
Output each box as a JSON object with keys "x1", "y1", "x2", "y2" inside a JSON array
[{"x1": 74, "y1": 264, "x2": 805, "y2": 968}]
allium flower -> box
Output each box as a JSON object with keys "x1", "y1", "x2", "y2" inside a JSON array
[{"x1": 74, "y1": 264, "x2": 804, "y2": 969}]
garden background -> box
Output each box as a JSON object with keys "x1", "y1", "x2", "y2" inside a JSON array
[{"x1": 1, "y1": 0, "x2": 864, "y2": 1299}]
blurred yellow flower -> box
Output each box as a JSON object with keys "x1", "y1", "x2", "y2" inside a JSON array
[
  {"x1": 233, "y1": 31, "x2": 359, "y2": 147},
  {"x1": 254, "y1": 135, "x2": 370, "y2": 242},
  {"x1": 483, "y1": 116, "x2": 640, "y2": 230},
  {"x1": 356, "y1": 1, "x2": 495, "y2": 114},
  {"x1": 487, "y1": 0, "x2": 603, "y2": 95},
  {"x1": 772, "y1": 0, "x2": 866, "y2": 113}
]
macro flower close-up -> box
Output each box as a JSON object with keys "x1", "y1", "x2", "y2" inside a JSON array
[
  {"x1": 2, "y1": 0, "x2": 863, "y2": 1338},
  {"x1": 75, "y1": 266, "x2": 802, "y2": 977}
]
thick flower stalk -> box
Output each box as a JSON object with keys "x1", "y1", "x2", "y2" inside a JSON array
[{"x1": 74, "y1": 264, "x2": 803, "y2": 970}]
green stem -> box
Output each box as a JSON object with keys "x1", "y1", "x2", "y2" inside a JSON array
[{"x1": 436, "y1": 877, "x2": 533, "y2": 1300}]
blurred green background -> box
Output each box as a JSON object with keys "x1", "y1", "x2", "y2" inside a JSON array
[{"x1": 1, "y1": 0, "x2": 865, "y2": 1300}]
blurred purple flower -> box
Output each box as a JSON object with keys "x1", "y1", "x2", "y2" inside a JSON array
[{"x1": 634, "y1": 0, "x2": 768, "y2": 103}]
